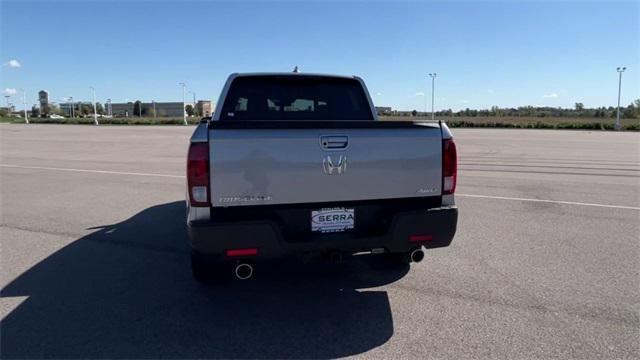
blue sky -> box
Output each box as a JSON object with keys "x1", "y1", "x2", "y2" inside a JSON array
[{"x1": 1, "y1": 0, "x2": 638, "y2": 111}]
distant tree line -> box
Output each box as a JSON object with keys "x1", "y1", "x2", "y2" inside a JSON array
[
  {"x1": 13, "y1": 100, "x2": 199, "y2": 118},
  {"x1": 25, "y1": 103, "x2": 104, "y2": 118},
  {"x1": 383, "y1": 99, "x2": 640, "y2": 119}
]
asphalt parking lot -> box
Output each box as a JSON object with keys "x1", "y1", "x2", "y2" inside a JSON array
[{"x1": 1, "y1": 124, "x2": 638, "y2": 359}]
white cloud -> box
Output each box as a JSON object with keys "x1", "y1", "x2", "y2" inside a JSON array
[
  {"x1": 3, "y1": 59, "x2": 21, "y2": 68},
  {"x1": 460, "y1": 100, "x2": 470, "y2": 104},
  {"x1": 415, "y1": 92, "x2": 425, "y2": 96},
  {"x1": 543, "y1": 93, "x2": 558, "y2": 98},
  {"x1": 376, "y1": 92, "x2": 382, "y2": 96},
  {"x1": 3, "y1": 88, "x2": 17, "y2": 96}
]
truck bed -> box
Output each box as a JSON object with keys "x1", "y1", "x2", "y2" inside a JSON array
[{"x1": 208, "y1": 121, "x2": 444, "y2": 207}]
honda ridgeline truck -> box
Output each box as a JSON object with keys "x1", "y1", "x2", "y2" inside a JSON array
[{"x1": 186, "y1": 73, "x2": 458, "y2": 281}]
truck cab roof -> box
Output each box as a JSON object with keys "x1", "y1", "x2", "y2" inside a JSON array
[
  {"x1": 229, "y1": 72, "x2": 361, "y2": 80},
  {"x1": 213, "y1": 72, "x2": 375, "y2": 121}
]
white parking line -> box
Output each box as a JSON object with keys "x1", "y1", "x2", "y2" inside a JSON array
[
  {"x1": 457, "y1": 194, "x2": 640, "y2": 211},
  {"x1": 0, "y1": 164, "x2": 185, "y2": 179},
  {"x1": 3, "y1": 163, "x2": 637, "y2": 210}
]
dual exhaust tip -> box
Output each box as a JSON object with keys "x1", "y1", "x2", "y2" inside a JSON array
[
  {"x1": 234, "y1": 263, "x2": 253, "y2": 280},
  {"x1": 233, "y1": 249, "x2": 424, "y2": 280},
  {"x1": 410, "y1": 248, "x2": 425, "y2": 263}
]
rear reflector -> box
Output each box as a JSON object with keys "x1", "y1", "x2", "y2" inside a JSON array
[
  {"x1": 187, "y1": 142, "x2": 210, "y2": 206},
  {"x1": 226, "y1": 248, "x2": 258, "y2": 257},
  {"x1": 409, "y1": 234, "x2": 434, "y2": 243},
  {"x1": 191, "y1": 186, "x2": 208, "y2": 203},
  {"x1": 442, "y1": 138, "x2": 457, "y2": 195}
]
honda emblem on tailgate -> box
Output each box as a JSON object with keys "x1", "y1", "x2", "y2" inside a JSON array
[{"x1": 323, "y1": 155, "x2": 347, "y2": 175}]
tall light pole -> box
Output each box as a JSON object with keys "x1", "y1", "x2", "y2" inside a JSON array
[
  {"x1": 20, "y1": 89, "x2": 29, "y2": 124},
  {"x1": 179, "y1": 82, "x2": 187, "y2": 125},
  {"x1": 428, "y1": 73, "x2": 437, "y2": 121},
  {"x1": 90, "y1": 86, "x2": 99, "y2": 125},
  {"x1": 615, "y1": 67, "x2": 626, "y2": 131},
  {"x1": 4, "y1": 95, "x2": 10, "y2": 108}
]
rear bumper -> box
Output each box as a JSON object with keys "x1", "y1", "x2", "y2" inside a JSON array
[{"x1": 188, "y1": 206, "x2": 457, "y2": 261}]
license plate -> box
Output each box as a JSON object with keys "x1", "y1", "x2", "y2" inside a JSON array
[{"x1": 311, "y1": 208, "x2": 354, "y2": 233}]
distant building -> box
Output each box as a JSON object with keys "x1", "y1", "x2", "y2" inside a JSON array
[
  {"x1": 152, "y1": 102, "x2": 190, "y2": 117},
  {"x1": 38, "y1": 90, "x2": 49, "y2": 109},
  {"x1": 59, "y1": 102, "x2": 92, "y2": 117},
  {"x1": 196, "y1": 100, "x2": 214, "y2": 117},
  {"x1": 110, "y1": 103, "x2": 135, "y2": 117},
  {"x1": 59, "y1": 102, "x2": 72, "y2": 116},
  {"x1": 1, "y1": 105, "x2": 16, "y2": 113},
  {"x1": 108, "y1": 101, "x2": 207, "y2": 117}
]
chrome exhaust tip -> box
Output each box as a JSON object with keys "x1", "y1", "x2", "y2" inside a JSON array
[
  {"x1": 234, "y1": 263, "x2": 253, "y2": 280},
  {"x1": 410, "y1": 249, "x2": 425, "y2": 263}
]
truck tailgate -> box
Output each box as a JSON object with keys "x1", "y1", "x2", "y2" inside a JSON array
[{"x1": 209, "y1": 124, "x2": 442, "y2": 207}]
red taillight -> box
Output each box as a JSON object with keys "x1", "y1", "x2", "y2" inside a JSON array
[
  {"x1": 187, "y1": 142, "x2": 209, "y2": 206},
  {"x1": 443, "y1": 139, "x2": 457, "y2": 195},
  {"x1": 226, "y1": 248, "x2": 258, "y2": 257}
]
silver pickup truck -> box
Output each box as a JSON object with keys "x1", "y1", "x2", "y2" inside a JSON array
[{"x1": 186, "y1": 73, "x2": 458, "y2": 281}]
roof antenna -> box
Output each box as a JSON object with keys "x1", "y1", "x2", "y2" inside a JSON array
[{"x1": 292, "y1": 66, "x2": 299, "y2": 73}]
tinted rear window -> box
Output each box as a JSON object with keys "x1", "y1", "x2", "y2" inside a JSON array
[{"x1": 219, "y1": 76, "x2": 373, "y2": 121}]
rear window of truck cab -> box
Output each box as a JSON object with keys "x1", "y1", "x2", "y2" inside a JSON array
[{"x1": 219, "y1": 76, "x2": 374, "y2": 121}]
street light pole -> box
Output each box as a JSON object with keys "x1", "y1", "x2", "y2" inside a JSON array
[
  {"x1": 20, "y1": 89, "x2": 29, "y2": 124},
  {"x1": 615, "y1": 67, "x2": 626, "y2": 131},
  {"x1": 90, "y1": 86, "x2": 99, "y2": 125},
  {"x1": 179, "y1": 82, "x2": 187, "y2": 125},
  {"x1": 428, "y1": 73, "x2": 437, "y2": 121},
  {"x1": 69, "y1": 97, "x2": 74, "y2": 118}
]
